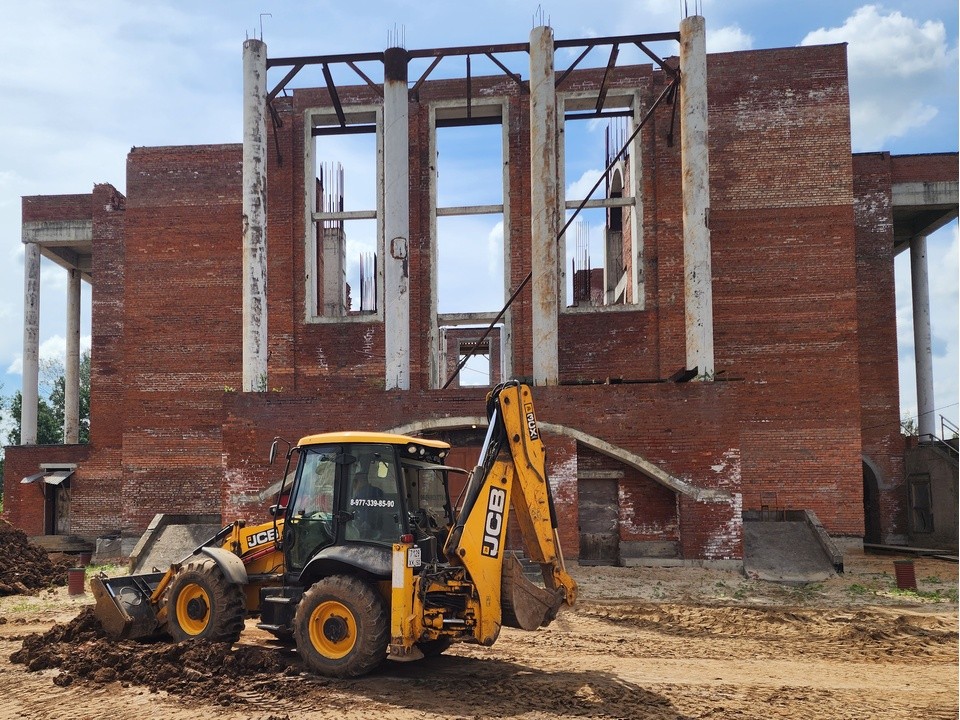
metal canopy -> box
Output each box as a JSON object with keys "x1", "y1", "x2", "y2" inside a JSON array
[{"x1": 21, "y1": 468, "x2": 75, "y2": 485}]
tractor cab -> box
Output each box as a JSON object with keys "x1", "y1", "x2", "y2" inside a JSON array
[{"x1": 278, "y1": 433, "x2": 462, "y2": 583}]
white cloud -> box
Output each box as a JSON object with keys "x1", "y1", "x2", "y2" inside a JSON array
[
  {"x1": 707, "y1": 25, "x2": 753, "y2": 53},
  {"x1": 566, "y1": 168, "x2": 604, "y2": 201},
  {"x1": 801, "y1": 5, "x2": 955, "y2": 150}
]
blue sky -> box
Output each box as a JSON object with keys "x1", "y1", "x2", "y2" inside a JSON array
[{"x1": 1, "y1": 1, "x2": 957, "y2": 433}]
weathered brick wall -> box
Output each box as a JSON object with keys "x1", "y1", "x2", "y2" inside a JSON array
[
  {"x1": 22, "y1": 194, "x2": 93, "y2": 222},
  {"x1": 116, "y1": 144, "x2": 243, "y2": 534},
  {"x1": 890, "y1": 153, "x2": 959, "y2": 184},
  {"x1": 2, "y1": 444, "x2": 90, "y2": 535},
  {"x1": 852, "y1": 153, "x2": 907, "y2": 542},
  {"x1": 220, "y1": 382, "x2": 742, "y2": 560},
  {"x1": 706, "y1": 46, "x2": 864, "y2": 535}
]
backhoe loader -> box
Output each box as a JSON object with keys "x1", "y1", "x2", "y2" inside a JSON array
[{"x1": 92, "y1": 381, "x2": 578, "y2": 677}]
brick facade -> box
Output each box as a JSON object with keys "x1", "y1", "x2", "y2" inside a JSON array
[{"x1": 4, "y1": 41, "x2": 941, "y2": 562}]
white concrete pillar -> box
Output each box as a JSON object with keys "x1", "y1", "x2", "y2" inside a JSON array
[
  {"x1": 529, "y1": 26, "x2": 560, "y2": 386},
  {"x1": 242, "y1": 39, "x2": 269, "y2": 392},
  {"x1": 383, "y1": 47, "x2": 411, "y2": 390},
  {"x1": 64, "y1": 268, "x2": 81, "y2": 444},
  {"x1": 21, "y1": 242, "x2": 40, "y2": 445},
  {"x1": 910, "y1": 235, "x2": 936, "y2": 438},
  {"x1": 680, "y1": 15, "x2": 715, "y2": 379}
]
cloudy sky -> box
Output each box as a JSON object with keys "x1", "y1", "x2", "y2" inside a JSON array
[{"x1": 1, "y1": 1, "x2": 956, "y2": 431}]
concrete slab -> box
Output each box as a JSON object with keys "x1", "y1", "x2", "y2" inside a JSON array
[
  {"x1": 743, "y1": 520, "x2": 837, "y2": 583},
  {"x1": 129, "y1": 514, "x2": 222, "y2": 574}
]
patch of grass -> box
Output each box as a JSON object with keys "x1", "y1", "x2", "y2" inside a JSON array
[
  {"x1": 846, "y1": 583, "x2": 871, "y2": 596},
  {"x1": 887, "y1": 586, "x2": 958, "y2": 603},
  {"x1": 920, "y1": 575, "x2": 943, "y2": 585}
]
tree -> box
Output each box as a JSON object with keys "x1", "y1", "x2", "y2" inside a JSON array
[
  {"x1": 5, "y1": 350, "x2": 91, "y2": 446},
  {"x1": 48, "y1": 351, "x2": 91, "y2": 444},
  {"x1": 6, "y1": 391, "x2": 62, "y2": 446}
]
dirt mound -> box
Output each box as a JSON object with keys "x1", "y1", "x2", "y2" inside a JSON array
[
  {"x1": 10, "y1": 609, "x2": 304, "y2": 706},
  {"x1": 0, "y1": 520, "x2": 70, "y2": 595}
]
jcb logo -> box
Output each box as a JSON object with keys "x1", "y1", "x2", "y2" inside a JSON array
[
  {"x1": 246, "y1": 528, "x2": 276, "y2": 549},
  {"x1": 481, "y1": 487, "x2": 506, "y2": 557},
  {"x1": 524, "y1": 402, "x2": 539, "y2": 441}
]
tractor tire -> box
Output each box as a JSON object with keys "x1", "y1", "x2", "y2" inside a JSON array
[
  {"x1": 163, "y1": 558, "x2": 246, "y2": 643},
  {"x1": 294, "y1": 575, "x2": 388, "y2": 678}
]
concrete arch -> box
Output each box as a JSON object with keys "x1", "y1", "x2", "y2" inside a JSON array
[{"x1": 388, "y1": 416, "x2": 733, "y2": 503}]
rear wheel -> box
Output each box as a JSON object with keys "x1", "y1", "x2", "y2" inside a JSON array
[
  {"x1": 164, "y1": 558, "x2": 245, "y2": 643},
  {"x1": 294, "y1": 575, "x2": 388, "y2": 678}
]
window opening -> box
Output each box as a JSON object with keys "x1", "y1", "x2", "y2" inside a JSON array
[
  {"x1": 309, "y1": 112, "x2": 379, "y2": 318},
  {"x1": 562, "y1": 101, "x2": 637, "y2": 309},
  {"x1": 434, "y1": 106, "x2": 507, "y2": 387}
]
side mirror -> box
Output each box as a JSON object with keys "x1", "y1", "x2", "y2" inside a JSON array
[{"x1": 269, "y1": 439, "x2": 279, "y2": 465}]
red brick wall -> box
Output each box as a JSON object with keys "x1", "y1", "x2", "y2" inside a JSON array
[
  {"x1": 220, "y1": 382, "x2": 742, "y2": 560},
  {"x1": 22, "y1": 194, "x2": 93, "y2": 222},
  {"x1": 114, "y1": 145, "x2": 243, "y2": 534},
  {"x1": 852, "y1": 153, "x2": 906, "y2": 541},
  {"x1": 3, "y1": 444, "x2": 90, "y2": 535}
]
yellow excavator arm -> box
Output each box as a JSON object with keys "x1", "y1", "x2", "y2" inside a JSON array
[{"x1": 389, "y1": 383, "x2": 577, "y2": 660}]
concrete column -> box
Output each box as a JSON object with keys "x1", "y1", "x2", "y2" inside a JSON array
[
  {"x1": 64, "y1": 268, "x2": 81, "y2": 444},
  {"x1": 242, "y1": 39, "x2": 269, "y2": 392},
  {"x1": 529, "y1": 26, "x2": 559, "y2": 386},
  {"x1": 21, "y1": 242, "x2": 40, "y2": 445},
  {"x1": 680, "y1": 15, "x2": 715, "y2": 379},
  {"x1": 910, "y1": 235, "x2": 936, "y2": 438},
  {"x1": 383, "y1": 47, "x2": 410, "y2": 390}
]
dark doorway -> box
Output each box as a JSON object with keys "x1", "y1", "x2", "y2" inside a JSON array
[
  {"x1": 45, "y1": 481, "x2": 71, "y2": 535},
  {"x1": 577, "y1": 479, "x2": 620, "y2": 566},
  {"x1": 862, "y1": 461, "x2": 882, "y2": 544}
]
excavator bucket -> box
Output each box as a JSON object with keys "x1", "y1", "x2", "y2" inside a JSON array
[
  {"x1": 500, "y1": 554, "x2": 565, "y2": 630},
  {"x1": 90, "y1": 571, "x2": 167, "y2": 640}
]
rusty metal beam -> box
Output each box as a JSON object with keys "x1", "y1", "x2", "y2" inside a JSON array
[
  {"x1": 636, "y1": 41, "x2": 677, "y2": 78},
  {"x1": 595, "y1": 44, "x2": 619, "y2": 115},
  {"x1": 410, "y1": 55, "x2": 443, "y2": 99},
  {"x1": 555, "y1": 44, "x2": 593, "y2": 89},
  {"x1": 346, "y1": 60, "x2": 384, "y2": 97},
  {"x1": 321, "y1": 63, "x2": 346, "y2": 127},
  {"x1": 484, "y1": 52, "x2": 525, "y2": 90},
  {"x1": 267, "y1": 62, "x2": 304, "y2": 102}
]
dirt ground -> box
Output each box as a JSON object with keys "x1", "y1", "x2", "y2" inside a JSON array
[{"x1": 0, "y1": 550, "x2": 956, "y2": 720}]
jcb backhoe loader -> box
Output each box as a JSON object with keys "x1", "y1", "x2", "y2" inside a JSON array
[{"x1": 92, "y1": 381, "x2": 577, "y2": 677}]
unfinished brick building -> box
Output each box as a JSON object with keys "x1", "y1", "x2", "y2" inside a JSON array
[{"x1": 6, "y1": 17, "x2": 958, "y2": 564}]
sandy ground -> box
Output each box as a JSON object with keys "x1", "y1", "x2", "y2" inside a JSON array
[{"x1": 0, "y1": 550, "x2": 956, "y2": 720}]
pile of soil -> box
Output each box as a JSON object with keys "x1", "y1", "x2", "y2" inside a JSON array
[
  {"x1": 10, "y1": 609, "x2": 305, "y2": 707},
  {"x1": 0, "y1": 520, "x2": 70, "y2": 595}
]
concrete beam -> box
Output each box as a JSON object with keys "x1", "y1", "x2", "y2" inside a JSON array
[
  {"x1": 680, "y1": 15, "x2": 715, "y2": 379},
  {"x1": 529, "y1": 25, "x2": 560, "y2": 386},
  {"x1": 242, "y1": 39, "x2": 269, "y2": 392},
  {"x1": 910, "y1": 236, "x2": 936, "y2": 438},
  {"x1": 64, "y1": 268, "x2": 81, "y2": 444},
  {"x1": 22, "y1": 219, "x2": 93, "y2": 246},
  {"x1": 383, "y1": 47, "x2": 411, "y2": 390},
  {"x1": 21, "y1": 242, "x2": 40, "y2": 445}
]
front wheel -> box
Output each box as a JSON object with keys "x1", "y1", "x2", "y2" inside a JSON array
[
  {"x1": 163, "y1": 558, "x2": 246, "y2": 643},
  {"x1": 294, "y1": 575, "x2": 388, "y2": 678}
]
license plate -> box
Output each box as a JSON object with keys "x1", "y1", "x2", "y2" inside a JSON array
[{"x1": 407, "y1": 547, "x2": 422, "y2": 568}]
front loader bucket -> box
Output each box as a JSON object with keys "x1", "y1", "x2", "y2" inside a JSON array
[
  {"x1": 91, "y1": 572, "x2": 166, "y2": 640},
  {"x1": 500, "y1": 554, "x2": 565, "y2": 631}
]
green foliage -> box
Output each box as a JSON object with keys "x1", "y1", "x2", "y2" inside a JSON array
[{"x1": 4, "y1": 350, "x2": 90, "y2": 446}]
